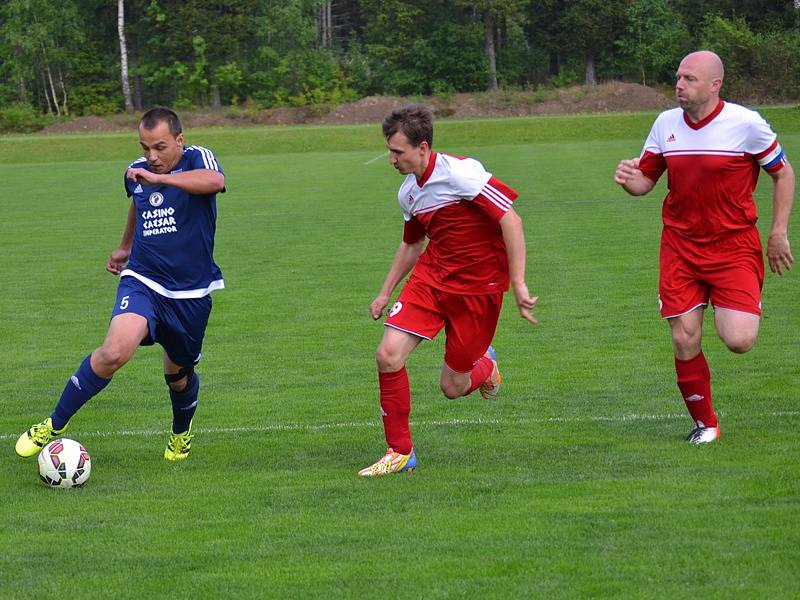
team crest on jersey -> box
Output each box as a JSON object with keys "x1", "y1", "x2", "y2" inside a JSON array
[{"x1": 149, "y1": 192, "x2": 165, "y2": 207}]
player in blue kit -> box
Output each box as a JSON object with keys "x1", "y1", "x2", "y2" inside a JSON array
[{"x1": 15, "y1": 107, "x2": 225, "y2": 461}]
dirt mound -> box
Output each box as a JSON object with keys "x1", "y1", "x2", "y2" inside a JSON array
[
  {"x1": 43, "y1": 115, "x2": 127, "y2": 134},
  {"x1": 430, "y1": 82, "x2": 673, "y2": 119},
  {"x1": 314, "y1": 95, "x2": 407, "y2": 124},
  {"x1": 41, "y1": 82, "x2": 673, "y2": 134}
]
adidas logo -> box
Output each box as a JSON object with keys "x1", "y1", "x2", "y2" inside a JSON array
[
  {"x1": 70, "y1": 375, "x2": 82, "y2": 390},
  {"x1": 134, "y1": 184, "x2": 143, "y2": 193},
  {"x1": 666, "y1": 133, "x2": 676, "y2": 142},
  {"x1": 686, "y1": 394, "x2": 704, "y2": 402}
]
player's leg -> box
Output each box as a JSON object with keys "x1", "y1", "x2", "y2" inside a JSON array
[
  {"x1": 157, "y1": 294, "x2": 211, "y2": 461},
  {"x1": 714, "y1": 308, "x2": 760, "y2": 353},
  {"x1": 709, "y1": 232, "x2": 764, "y2": 354},
  {"x1": 668, "y1": 309, "x2": 720, "y2": 443},
  {"x1": 660, "y1": 231, "x2": 719, "y2": 444},
  {"x1": 439, "y1": 292, "x2": 502, "y2": 400},
  {"x1": 358, "y1": 328, "x2": 423, "y2": 476},
  {"x1": 669, "y1": 307, "x2": 722, "y2": 444},
  {"x1": 668, "y1": 307, "x2": 704, "y2": 360},
  {"x1": 163, "y1": 353, "x2": 199, "y2": 461},
  {"x1": 15, "y1": 312, "x2": 148, "y2": 457},
  {"x1": 360, "y1": 283, "x2": 438, "y2": 477}
]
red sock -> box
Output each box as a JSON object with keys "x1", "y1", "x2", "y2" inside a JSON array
[
  {"x1": 675, "y1": 352, "x2": 717, "y2": 427},
  {"x1": 379, "y1": 368, "x2": 412, "y2": 455},
  {"x1": 466, "y1": 355, "x2": 494, "y2": 395}
]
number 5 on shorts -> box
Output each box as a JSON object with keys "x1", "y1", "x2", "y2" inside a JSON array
[{"x1": 119, "y1": 295, "x2": 130, "y2": 310}]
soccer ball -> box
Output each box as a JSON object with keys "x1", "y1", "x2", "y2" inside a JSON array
[{"x1": 37, "y1": 438, "x2": 91, "y2": 488}]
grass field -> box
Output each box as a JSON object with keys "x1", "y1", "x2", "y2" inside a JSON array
[{"x1": 1, "y1": 108, "x2": 798, "y2": 598}]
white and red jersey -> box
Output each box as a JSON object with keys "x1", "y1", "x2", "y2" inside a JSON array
[
  {"x1": 398, "y1": 151, "x2": 518, "y2": 294},
  {"x1": 639, "y1": 100, "x2": 787, "y2": 242}
]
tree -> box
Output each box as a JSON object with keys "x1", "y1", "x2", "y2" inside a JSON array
[
  {"x1": 1, "y1": 0, "x2": 84, "y2": 114},
  {"x1": 118, "y1": 0, "x2": 134, "y2": 113},
  {"x1": 318, "y1": 1, "x2": 333, "y2": 48},
  {"x1": 617, "y1": 0, "x2": 691, "y2": 85},
  {"x1": 126, "y1": 0, "x2": 258, "y2": 108},
  {"x1": 457, "y1": 0, "x2": 528, "y2": 91},
  {"x1": 561, "y1": 0, "x2": 630, "y2": 85}
]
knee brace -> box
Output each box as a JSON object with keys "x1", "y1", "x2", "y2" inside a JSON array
[{"x1": 164, "y1": 366, "x2": 196, "y2": 392}]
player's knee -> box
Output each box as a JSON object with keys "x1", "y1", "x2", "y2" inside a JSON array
[
  {"x1": 165, "y1": 367, "x2": 195, "y2": 392},
  {"x1": 671, "y1": 326, "x2": 701, "y2": 355},
  {"x1": 166, "y1": 377, "x2": 188, "y2": 392},
  {"x1": 723, "y1": 332, "x2": 757, "y2": 354},
  {"x1": 439, "y1": 381, "x2": 462, "y2": 399},
  {"x1": 93, "y1": 344, "x2": 132, "y2": 373},
  {"x1": 375, "y1": 345, "x2": 405, "y2": 372}
]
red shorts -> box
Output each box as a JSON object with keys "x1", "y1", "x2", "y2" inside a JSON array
[
  {"x1": 659, "y1": 226, "x2": 764, "y2": 318},
  {"x1": 385, "y1": 277, "x2": 503, "y2": 373}
]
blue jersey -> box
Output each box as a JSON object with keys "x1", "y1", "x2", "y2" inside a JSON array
[{"x1": 121, "y1": 145, "x2": 224, "y2": 298}]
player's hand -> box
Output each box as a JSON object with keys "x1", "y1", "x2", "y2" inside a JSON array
[
  {"x1": 106, "y1": 247, "x2": 130, "y2": 275},
  {"x1": 370, "y1": 294, "x2": 390, "y2": 320},
  {"x1": 767, "y1": 232, "x2": 793, "y2": 275},
  {"x1": 127, "y1": 167, "x2": 162, "y2": 186},
  {"x1": 512, "y1": 282, "x2": 539, "y2": 324},
  {"x1": 613, "y1": 157, "x2": 641, "y2": 186}
]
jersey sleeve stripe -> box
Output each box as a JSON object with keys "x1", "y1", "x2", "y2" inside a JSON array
[
  {"x1": 190, "y1": 145, "x2": 221, "y2": 171},
  {"x1": 480, "y1": 185, "x2": 513, "y2": 211},
  {"x1": 753, "y1": 138, "x2": 779, "y2": 161}
]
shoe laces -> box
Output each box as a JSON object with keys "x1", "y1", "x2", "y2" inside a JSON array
[
  {"x1": 374, "y1": 450, "x2": 409, "y2": 474},
  {"x1": 30, "y1": 420, "x2": 56, "y2": 445},
  {"x1": 169, "y1": 431, "x2": 193, "y2": 454}
]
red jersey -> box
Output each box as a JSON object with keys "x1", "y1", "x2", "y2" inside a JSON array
[
  {"x1": 638, "y1": 100, "x2": 787, "y2": 243},
  {"x1": 397, "y1": 152, "x2": 519, "y2": 294}
]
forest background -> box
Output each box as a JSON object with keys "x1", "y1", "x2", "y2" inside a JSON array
[{"x1": 1, "y1": 0, "x2": 799, "y2": 132}]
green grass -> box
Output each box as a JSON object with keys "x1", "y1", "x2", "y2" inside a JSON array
[{"x1": 1, "y1": 110, "x2": 798, "y2": 598}]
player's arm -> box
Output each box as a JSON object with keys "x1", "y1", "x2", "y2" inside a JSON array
[
  {"x1": 369, "y1": 238, "x2": 426, "y2": 320},
  {"x1": 499, "y1": 208, "x2": 538, "y2": 324},
  {"x1": 107, "y1": 200, "x2": 136, "y2": 275},
  {"x1": 767, "y1": 160, "x2": 795, "y2": 275},
  {"x1": 614, "y1": 157, "x2": 656, "y2": 196},
  {"x1": 126, "y1": 168, "x2": 225, "y2": 195}
]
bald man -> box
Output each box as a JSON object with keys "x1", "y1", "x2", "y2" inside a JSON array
[{"x1": 614, "y1": 50, "x2": 795, "y2": 444}]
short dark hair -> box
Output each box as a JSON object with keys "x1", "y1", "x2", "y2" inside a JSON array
[
  {"x1": 382, "y1": 104, "x2": 433, "y2": 148},
  {"x1": 140, "y1": 106, "x2": 182, "y2": 137}
]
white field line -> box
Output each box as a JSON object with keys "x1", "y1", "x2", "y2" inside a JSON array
[
  {"x1": 2, "y1": 410, "x2": 798, "y2": 441},
  {"x1": 363, "y1": 151, "x2": 387, "y2": 165}
]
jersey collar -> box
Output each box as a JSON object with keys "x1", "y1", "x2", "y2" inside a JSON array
[
  {"x1": 417, "y1": 151, "x2": 437, "y2": 187},
  {"x1": 683, "y1": 100, "x2": 725, "y2": 130}
]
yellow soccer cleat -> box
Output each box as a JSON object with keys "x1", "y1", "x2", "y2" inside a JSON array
[
  {"x1": 479, "y1": 345, "x2": 502, "y2": 400},
  {"x1": 358, "y1": 448, "x2": 417, "y2": 477},
  {"x1": 164, "y1": 421, "x2": 194, "y2": 461},
  {"x1": 16, "y1": 417, "x2": 66, "y2": 458}
]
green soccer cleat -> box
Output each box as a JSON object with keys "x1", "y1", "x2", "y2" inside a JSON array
[
  {"x1": 15, "y1": 417, "x2": 66, "y2": 458},
  {"x1": 164, "y1": 422, "x2": 194, "y2": 461},
  {"x1": 358, "y1": 448, "x2": 417, "y2": 477},
  {"x1": 479, "y1": 345, "x2": 502, "y2": 400}
]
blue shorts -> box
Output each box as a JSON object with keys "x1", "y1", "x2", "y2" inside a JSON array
[{"x1": 111, "y1": 276, "x2": 212, "y2": 367}]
